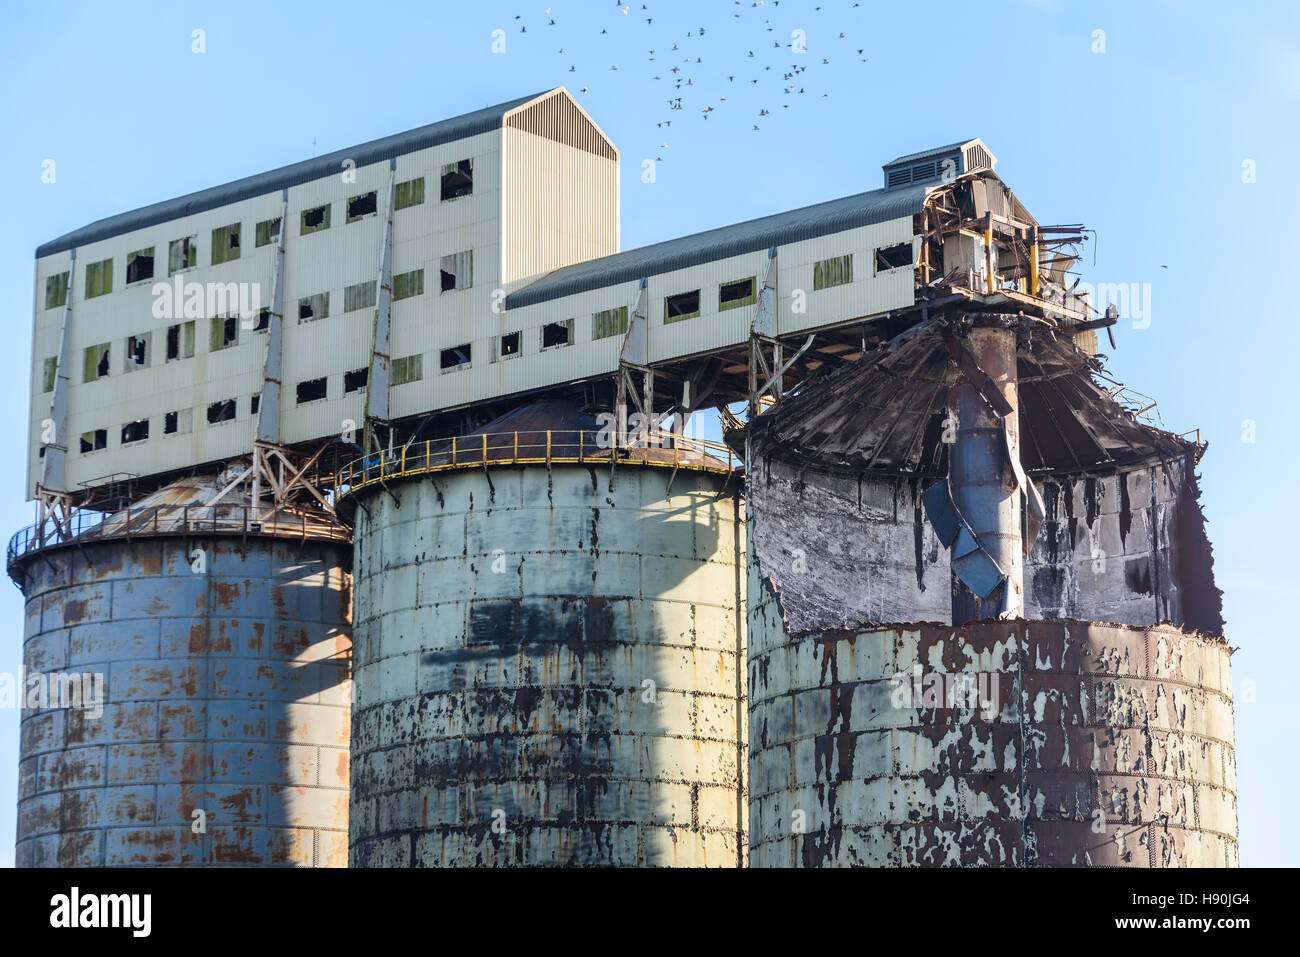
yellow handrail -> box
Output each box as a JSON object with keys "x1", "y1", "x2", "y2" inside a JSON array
[{"x1": 334, "y1": 429, "x2": 738, "y2": 502}]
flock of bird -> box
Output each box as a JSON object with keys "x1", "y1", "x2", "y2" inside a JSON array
[{"x1": 503, "y1": 1, "x2": 871, "y2": 162}]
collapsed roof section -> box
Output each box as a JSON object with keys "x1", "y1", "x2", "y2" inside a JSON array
[{"x1": 746, "y1": 312, "x2": 1199, "y2": 480}]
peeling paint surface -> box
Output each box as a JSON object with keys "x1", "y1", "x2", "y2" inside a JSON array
[
  {"x1": 14, "y1": 537, "x2": 352, "y2": 867},
  {"x1": 747, "y1": 595, "x2": 1236, "y2": 867},
  {"x1": 349, "y1": 465, "x2": 747, "y2": 866}
]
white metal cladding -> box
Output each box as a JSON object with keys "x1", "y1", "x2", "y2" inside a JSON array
[
  {"x1": 27, "y1": 86, "x2": 926, "y2": 500},
  {"x1": 29, "y1": 209, "x2": 917, "y2": 496},
  {"x1": 499, "y1": 126, "x2": 619, "y2": 289}
]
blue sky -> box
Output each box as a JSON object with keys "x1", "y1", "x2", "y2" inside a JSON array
[{"x1": 0, "y1": 0, "x2": 1294, "y2": 866}]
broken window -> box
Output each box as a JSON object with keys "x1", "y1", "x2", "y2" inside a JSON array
[
  {"x1": 211, "y1": 223, "x2": 241, "y2": 265},
  {"x1": 251, "y1": 308, "x2": 270, "y2": 332},
  {"x1": 250, "y1": 394, "x2": 261, "y2": 415},
  {"x1": 344, "y1": 281, "x2": 376, "y2": 312},
  {"x1": 391, "y1": 354, "x2": 423, "y2": 385},
  {"x1": 874, "y1": 242, "x2": 912, "y2": 273},
  {"x1": 344, "y1": 367, "x2": 369, "y2": 393},
  {"x1": 166, "y1": 321, "x2": 196, "y2": 361},
  {"x1": 85, "y1": 258, "x2": 113, "y2": 299},
  {"x1": 542, "y1": 319, "x2": 574, "y2": 348},
  {"x1": 347, "y1": 191, "x2": 378, "y2": 223},
  {"x1": 440, "y1": 159, "x2": 473, "y2": 200},
  {"x1": 813, "y1": 254, "x2": 853, "y2": 290},
  {"x1": 121, "y1": 419, "x2": 149, "y2": 444},
  {"x1": 255, "y1": 217, "x2": 282, "y2": 247},
  {"x1": 83, "y1": 342, "x2": 110, "y2": 382},
  {"x1": 164, "y1": 408, "x2": 193, "y2": 435},
  {"x1": 298, "y1": 292, "x2": 330, "y2": 323},
  {"x1": 168, "y1": 237, "x2": 196, "y2": 275},
  {"x1": 45, "y1": 272, "x2": 69, "y2": 310},
  {"x1": 79, "y1": 428, "x2": 107, "y2": 454},
  {"x1": 300, "y1": 204, "x2": 331, "y2": 235},
  {"x1": 207, "y1": 399, "x2": 236, "y2": 425},
  {"x1": 393, "y1": 269, "x2": 425, "y2": 301},
  {"x1": 719, "y1": 277, "x2": 756, "y2": 311},
  {"x1": 41, "y1": 357, "x2": 57, "y2": 393},
  {"x1": 439, "y1": 251, "x2": 473, "y2": 292},
  {"x1": 126, "y1": 247, "x2": 155, "y2": 284},
  {"x1": 499, "y1": 332, "x2": 521, "y2": 358},
  {"x1": 440, "y1": 344, "x2": 471, "y2": 371},
  {"x1": 296, "y1": 377, "x2": 327, "y2": 404},
  {"x1": 592, "y1": 305, "x2": 629, "y2": 340},
  {"x1": 394, "y1": 177, "x2": 425, "y2": 210},
  {"x1": 125, "y1": 333, "x2": 150, "y2": 372},
  {"x1": 210, "y1": 315, "x2": 238, "y2": 351},
  {"x1": 665, "y1": 290, "x2": 701, "y2": 324}
]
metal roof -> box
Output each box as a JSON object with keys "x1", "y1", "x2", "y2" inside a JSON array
[
  {"x1": 35, "y1": 90, "x2": 555, "y2": 258},
  {"x1": 882, "y1": 139, "x2": 980, "y2": 170},
  {"x1": 505, "y1": 181, "x2": 933, "y2": 309}
]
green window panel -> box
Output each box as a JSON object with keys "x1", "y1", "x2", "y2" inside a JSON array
[
  {"x1": 211, "y1": 224, "x2": 241, "y2": 265},
  {"x1": 395, "y1": 177, "x2": 425, "y2": 210},
  {"x1": 41, "y1": 357, "x2": 57, "y2": 393},
  {"x1": 300, "y1": 204, "x2": 331, "y2": 235},
  {"x1": 210, "y1": 316, "x2": 238, "y2": 351},
  {"x1": 719, "y1": 277, "x2": 756, "y2": 312},
  {"x1": 592, "y1": 305, "x2": 629, "y2": 340},
  {"x1": 126, "y1": 247, "x2": 155, "y2": 283},
  {"x1": 85, "y1": 258, "x2": 113, "y2": 299},
  {"x1": 439, "y1": 251, "x2": 473, "y2": 291},
  {"x1": 813, "y1": 254, "x2": 853, "y2": 291},
  {"x1": 393, "y1": 269, "x2": 425, "y2": 301},
  {"x1": 83, "y1": 342, "x2": 110, "y2": 382},
  {"x1": 664, "y1": 290, "x2": 701, "y2": 324},
  {"x1": 541, "y1": 318, "x2": 575, "y2": 348},
  {"x1": 344, "y1": 281, "x2": 377, "y2": 312},
  {"x1": 79, "y1": 428, "x2": 107, "y2": 453},
  {"x1": 347, "y1": 191, "x2": 378, "y2": 223},
  {"x1": 45, "y1": 272, "x2": 69, "y2": 310},
  {"x1": 168, "y1": 237, "x2": 196, "y2": 275},
  {"x1": 392, "y1": 353, "x2": 423, "y2": 385},
  {"x1": 255, "y1": 217, "x2": 282, "y2": 247},
  {"x1": 297, "y1": 293, "x2": 329, "y2": 323}
]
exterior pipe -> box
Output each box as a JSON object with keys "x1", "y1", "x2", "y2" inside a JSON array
[{"x1": 950, "y1": 325, "x2": 1023, "y2": 623}]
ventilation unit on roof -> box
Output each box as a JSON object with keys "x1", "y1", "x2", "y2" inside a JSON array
[{"x1": 882, "y1": 139, "x2": 997, "y2": 190}]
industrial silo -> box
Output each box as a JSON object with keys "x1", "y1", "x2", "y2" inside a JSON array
[
  {"x1": 743, "y1": 316, "x2": 1236, "y2": 867},
  {"x1": 341, "y1": 399, "x2": 747, "y2": 867},
  {"x1": 9, "y1": 474, "x2": 352, "y2": 867}
]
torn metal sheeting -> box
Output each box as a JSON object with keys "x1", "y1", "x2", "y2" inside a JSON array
[
  {"x1": 923, "y1": 480, "x2": 1006, "y2": 600},
  {"x1": 747, "y1": 316, "x2": 1196, "y2": 478}
]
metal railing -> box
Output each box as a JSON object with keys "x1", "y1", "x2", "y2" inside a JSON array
[
  {"x1": 334, "y1": 429, "x2": 739, "y2": 501},
  {"x1": 7, "y1": 503, "x2": 349, "y2": 569}
]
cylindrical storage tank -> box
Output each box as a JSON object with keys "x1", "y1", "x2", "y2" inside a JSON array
[
  {"x1": 9, "y1": 476, "x2": 352, "y2": 867},
  {"x1": 344, "y1": 404, "x2": 746, "y2": 866},
  {"x1": 747, "y1": 596, "x2": 1236, "y2": 867}
]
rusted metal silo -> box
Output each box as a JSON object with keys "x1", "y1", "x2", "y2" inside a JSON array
[
  {"x1": 743, "y1": 316, "x2": 1236, "y2": 867},
  {"x1": 8, "y1": 475, "x2": 352, "y2": 867},
  {"x1": 340, "y1": 400, "x2": 747, "y2": 867}
]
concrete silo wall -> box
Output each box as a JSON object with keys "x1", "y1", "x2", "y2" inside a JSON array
[
  {"x1": 746, "y1": 592, "x2": 1236, "y2": 867},
  {"x1": 349, "y1": 464, "x2": 746, "y2": 866},
  {"x1": 14, "y1": 536, "x2": 352, "y2": 866}
]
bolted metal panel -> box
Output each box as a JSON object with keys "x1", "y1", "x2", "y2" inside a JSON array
[
  {"x1": 13, "y1": 535, "x2": 352, "y2": 867},
  {"x1": 348, "y1": 464, "x2": 747, "y2": 867},
  {"x1": 745, "y1": 599, "x2": 1237, "y2": 867}
]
